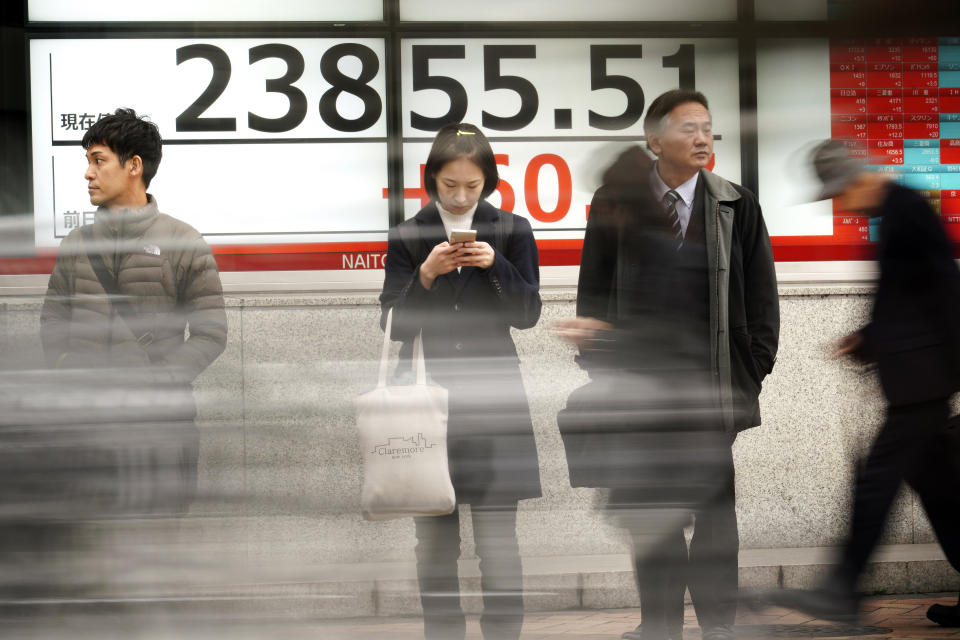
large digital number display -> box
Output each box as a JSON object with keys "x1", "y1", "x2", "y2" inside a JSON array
[
  {"x1": 30, "y1": 38, "x2": 389, "y2": 250},
  {"x1": 29, "y1": 36, "x2": 740, "y2": 272},
  {"x1": 398, "y1": 38, "x2": 741, "y2": 264},
  {"x1": 25, "y1": 26, "x2": 955, "y2": 278}
]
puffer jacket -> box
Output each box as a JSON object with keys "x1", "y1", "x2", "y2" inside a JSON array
[{"x1": 40, "y1": 196, "x2": 227, "y2": 388}]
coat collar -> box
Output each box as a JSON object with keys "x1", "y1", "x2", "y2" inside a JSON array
[
  {"x1": 413, "y1": 200, "x2": 502, "y2": 246},
  {"x1": 700, "y1": 169, "x2": 741, "y2": 203},
  {"x1": 644, "y1": 166, "x2": 741, "y2": 204},
  {"x1": 413, "y1": 199, "x2": 500, "y2": 226},
  {"x1": 94, "y1": 194, "x2": 161, "y2": 239}
]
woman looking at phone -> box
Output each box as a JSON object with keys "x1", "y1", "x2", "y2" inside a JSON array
[{"x1": 379, "y1": 122, "x2": 542, "y2": 640}]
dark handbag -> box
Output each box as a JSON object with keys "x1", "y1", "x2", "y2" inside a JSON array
[
  {"x1": 557, "y1": 376, "x2": 653, "y2": 490},
  {"x1": 557, "y1": 371, "x2": 732, "y2": 505}
]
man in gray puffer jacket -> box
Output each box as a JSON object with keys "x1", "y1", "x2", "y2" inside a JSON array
[{"x1": 39, "y1": 108, "x2": 227, "y2": 516}]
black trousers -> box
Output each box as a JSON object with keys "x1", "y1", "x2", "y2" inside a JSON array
[
  {"x1": 627, "y1": 444, "x2": 739, "y2": 638},
  {"x1": 834, "y1": 398, "x2": 960, "y2": 591},
  {"x1": 414, "y1": 503, "x2": 523, "y2": 640}
]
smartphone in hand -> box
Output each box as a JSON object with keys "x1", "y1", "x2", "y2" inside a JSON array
[{"x1": 449, "y1": 229, "x2": 477, "y2": 244}]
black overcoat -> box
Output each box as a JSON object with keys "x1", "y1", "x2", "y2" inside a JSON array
[
  {"x1": 379, "y1": 200, "x2": 543, "y2": 505},
  {"x1": 560, "y1": 149, "x2": 741, "y2": 496},
  {"x1": 859, "y1": 183, "x2": 960, "y2": 406}
]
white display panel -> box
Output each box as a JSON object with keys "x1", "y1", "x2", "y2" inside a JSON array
[
  {"x1": 30, "y1": 38, "x2": 389, "y2": 248},
  {"x1": 28, "y1": 0, "x2": 383, "y2": 22},
  {"x1": 400, "y1": 0, "x2": 737, "y2": 21},
  {"x1": 756, "y1": 39, "x2": 833, "y2": 236},
  {"x1": 400, "y1": 38, "x2": 742, "y2": 236},
  {"x1": 754, "y1": 0, "x2": 828, "y2": 21}
]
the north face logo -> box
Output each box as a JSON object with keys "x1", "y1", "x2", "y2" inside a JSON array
[{"x1": 372, "y1": 433, "x2": 436, "y2": 457}]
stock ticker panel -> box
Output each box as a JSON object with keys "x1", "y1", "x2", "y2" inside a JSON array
[{"x1": 830, "y1": 37, "x2": 960, "y2": 245}]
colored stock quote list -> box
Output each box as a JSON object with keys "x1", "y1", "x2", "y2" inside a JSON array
[{"x1": 831, "y1": 37, "x2": 960, "y2": 244}]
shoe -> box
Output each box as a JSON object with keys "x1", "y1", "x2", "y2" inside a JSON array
[
  {"x1": 927, "y1": 603, "x2": 960, "y2": 627},
  {"x1": 621, "y1": 625, "x2": 677, "y2": 640},
  {"x1": 702, "y1": 624, "x2": 735, "y2": 640},
  {"x1": 764, "y1": 588, "x2": 860, "y2": 624}
]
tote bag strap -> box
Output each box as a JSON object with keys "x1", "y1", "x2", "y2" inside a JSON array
[{"x1": 379, "y1": 308, "x2": 426, "y2": 388}]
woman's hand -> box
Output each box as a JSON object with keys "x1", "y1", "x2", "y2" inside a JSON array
[
  {"x1": 455, "y1": 241, "x2": 495, "y2": 270},
  {"x1": 419, "y1": 242, "x2": 461, "y2": 289}
]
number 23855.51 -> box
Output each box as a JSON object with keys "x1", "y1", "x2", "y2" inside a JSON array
[{"x1": 174, "y1": 41, "x2": 696, "y2": 135}]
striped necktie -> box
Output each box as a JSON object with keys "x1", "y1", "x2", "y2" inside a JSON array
[{"x1": 662, "y1": 189, "x2": 683, "y2": 250}]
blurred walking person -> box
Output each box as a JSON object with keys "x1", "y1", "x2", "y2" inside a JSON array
[{"x1": 766, "y1": 140, "x2": 960, "y2": 623}]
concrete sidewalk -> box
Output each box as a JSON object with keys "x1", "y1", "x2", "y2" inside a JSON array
[
  {"x1": 317, "y1": 593, "x2": 960, "y2": 639},
  {"x1": 0, "y1": 592, "x2": 960, "y2": 640},
  {"x1": 2, "y1": 592, "x2": 957, "y2": 638}
]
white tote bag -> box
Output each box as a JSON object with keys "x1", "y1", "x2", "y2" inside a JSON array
[{"x1": 356, "y1": 308, "x2": 455, "y2": 520}]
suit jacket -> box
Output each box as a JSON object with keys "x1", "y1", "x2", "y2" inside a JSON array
[
  {"x1": 378, "y1": 200, "x2": 543, "y2": 504},
  {"x1": 859, "y1": 183, "x2": 960, "y2": 406}
]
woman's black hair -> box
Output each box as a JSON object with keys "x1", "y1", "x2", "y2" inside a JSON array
[{"x1": 423, "y1": 122, "x2": 499, "y2": 201}]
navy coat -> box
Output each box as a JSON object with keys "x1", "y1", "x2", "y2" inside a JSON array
[
  {"x1": 379, "y1": 200, "x2": 543, "y2": 505},
  {"x1": 859, "y1": 184, "x2": 960, "y2": 406}
]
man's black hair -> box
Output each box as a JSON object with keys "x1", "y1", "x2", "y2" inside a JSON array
[
  {"x1": 81, "y1": 108, "x2": 162, "y2": 188},
  {"x1": 423, "y1": 122, "x2": 499, "y2": 201},
  {"x1": 642, "y1": 89, "x2": 710, "y2": 150}
]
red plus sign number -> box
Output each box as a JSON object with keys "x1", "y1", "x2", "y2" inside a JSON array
[
  {"x1": 383, "y1": 156, "x2": 517, "y2": 213},
  {"x1": 382, "y1": 163, "x2": 430, "y2": 208}
]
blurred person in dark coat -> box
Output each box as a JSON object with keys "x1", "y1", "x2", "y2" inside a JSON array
[
  {"x1": 556, "y1": 89, "x2": 779, "y2": 640},
  {"x1": 379, "y1": 122, "x2": 542, "y2": 640},
  {"x1": 766, "y1": 140, "x2": 960, "y2": 624}
]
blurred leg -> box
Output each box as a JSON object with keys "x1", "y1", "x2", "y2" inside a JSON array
[
  {"x1": 635, "y1": 526, "x2": 688, "y2": 640},
  {"x1": 833, "y1": 399, "x2": 949, "y2": 592},
  {"x1": 914, "y1": 417, "x2": 960, "y2": 627},
  {"x1": 907, "y1": 418, "x2": 960, "y2": 573},
  {"x1": 472, "y1": 504, "x2": 523, "y2": 640},
  {"x1": 415, "y1": 509, "x2": 465, "y2": 640},
  {"x1": 688, "y1": 450, "x2": 739, "y2": 633}
]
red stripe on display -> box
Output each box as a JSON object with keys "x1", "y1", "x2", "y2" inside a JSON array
[{"x1": 1, "y1": 239, "x2": 954, "y2": 275}]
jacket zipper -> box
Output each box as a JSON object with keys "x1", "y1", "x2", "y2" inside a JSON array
[{"x1": 715, "y1": 202, "x2": 721, "y2": 377}]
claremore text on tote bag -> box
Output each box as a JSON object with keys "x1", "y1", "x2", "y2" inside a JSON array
[{"x1": 355, "y1": 308, "x2": 455, "y2": 520}]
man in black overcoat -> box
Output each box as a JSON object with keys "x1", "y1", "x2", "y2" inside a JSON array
[
  {"x1": 768, "y1": 140, "x2": 960, "y2": 623},
  {"x1": 557, "y1": 89, "x2": 780, "y2": 640}
]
